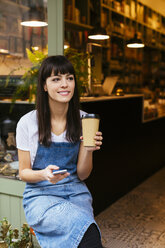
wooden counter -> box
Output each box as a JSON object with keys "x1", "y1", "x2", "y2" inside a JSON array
[
  {"x1": 80, "y1": 94, "x2": 143, "y2": 102},
  {"x1": 1, "y1": 94, "x2": 164, "y2": 123}
]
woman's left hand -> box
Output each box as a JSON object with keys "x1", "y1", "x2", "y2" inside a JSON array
[{"x1": 80, "y1": 131, "x2": 103, "y2": 152}]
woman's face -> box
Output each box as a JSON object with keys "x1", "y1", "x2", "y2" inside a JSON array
[{"x1": 44, "y1": 72, "x2": 75, "y2": 103}]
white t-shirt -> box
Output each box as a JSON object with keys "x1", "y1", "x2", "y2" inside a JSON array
[{"x1": 16, "y1": 110, "x2": 86, "y2": 167}]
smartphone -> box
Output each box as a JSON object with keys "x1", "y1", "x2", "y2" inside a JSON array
[{"x1": 52, "y1": 169, "x2": 68, "y2": 175}]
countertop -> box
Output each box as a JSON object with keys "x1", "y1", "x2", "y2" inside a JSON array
[
  {"x1": 0, "y1": 94, "x2": 143, "y2": 104},
  {"x1": 80, "y1": 94, "x2": 143, "y2": 102}
]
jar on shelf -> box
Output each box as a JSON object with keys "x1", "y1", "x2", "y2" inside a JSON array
[{"x1": 0, "y1": 118, "x2": 16, "y2": 156}]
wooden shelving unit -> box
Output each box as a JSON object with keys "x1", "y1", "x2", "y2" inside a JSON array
[
  {"x1": 64, "y1": 0, "x2": 93, "y2": 51},
  {"x1": 64, "y1": 0, "x2": 165, "y2": 93},
  {"x1": 100, "y1": 0, "x2": 165, "y2": 93}
]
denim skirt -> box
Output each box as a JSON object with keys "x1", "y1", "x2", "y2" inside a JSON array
[{"x1": 22, "y1": 141, "x2": 100, "y2": 248}]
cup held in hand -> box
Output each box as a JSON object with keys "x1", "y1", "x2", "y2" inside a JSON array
[{"x1": 82, "y1": 114, "x2": 100, "y2": 147}]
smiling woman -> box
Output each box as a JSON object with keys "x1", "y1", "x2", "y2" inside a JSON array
[
  {"x1": 37, "y1": 55, "x2": 81, "y2": 145},
  {"x1": 16, "y1": 55, "x2": 103, "y2": 248}
]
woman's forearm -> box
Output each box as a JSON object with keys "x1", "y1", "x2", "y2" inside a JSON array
[
  {"x1": 77, "y1": 144, "x2": 93, "y2": 180},
  {"x1": 19, "y1": 164, "x2": 68, "y2": 184},
  {"x1": 19, "y1": 168, "x2": 46, "y2": 183},
  {"x1": 77, "y1": 132, "x2": 103, "y2": 180},
  {"x1": 18, "y1": 149, "x2": 46, "y2": 183}
]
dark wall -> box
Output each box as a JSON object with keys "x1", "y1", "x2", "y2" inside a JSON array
[{"x1": 81, "y1": 97, "x2": 165, "y2": 215}]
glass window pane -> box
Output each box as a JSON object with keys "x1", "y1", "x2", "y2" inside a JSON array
[{"x1": 0, "y1": 0, "x2": 48, "y2": 78}]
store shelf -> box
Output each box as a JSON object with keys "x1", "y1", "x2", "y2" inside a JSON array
[{"x1": 65, "y1": 19, "x2": 93, "y2": 29}]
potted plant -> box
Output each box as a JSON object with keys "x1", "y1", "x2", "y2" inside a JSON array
[
  {"x1": 6, "y1": 47, "x2": 47, "y2": 103},
  {"x1": 0, "y1": 218, "x2": 33, "y2": 248}
]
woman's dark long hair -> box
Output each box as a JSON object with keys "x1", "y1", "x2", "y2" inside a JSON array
[{"x1": 36, "y1": 55, "x2": 81, "y2": 146}]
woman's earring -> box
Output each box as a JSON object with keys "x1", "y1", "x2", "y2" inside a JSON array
[{"x1": 44, "y1": 85, "x2": 47, "y2": 92}]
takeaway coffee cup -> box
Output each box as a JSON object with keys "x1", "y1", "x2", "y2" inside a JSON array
[{"x1": 82, "y1": 114, "x2": 100, "y2": 147}]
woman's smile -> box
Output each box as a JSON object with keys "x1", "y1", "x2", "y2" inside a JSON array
[{"x1": 58, "y1": 90, "x2": 71, "y2": 96}]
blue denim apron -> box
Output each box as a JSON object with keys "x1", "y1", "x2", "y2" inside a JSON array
[{"x1": 23, "y1": 141, "x2": 99, "y2": 248}]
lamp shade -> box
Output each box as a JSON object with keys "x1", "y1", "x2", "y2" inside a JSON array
[
  {"x1": 0, "y1": 49, "x2": 9, "y2": 55},
  {"x1": 21, "y1": 7, "x2": 48, "y2": 27},
  {"x1": 127, "y1": 33, "x2": 144, "y2": 48},
  {"x1": 88, "y1": 26, "x2": 110, "y2": 40},
  {"x1": 64, "y1": 41, "x2": 70, "y2": 49}
]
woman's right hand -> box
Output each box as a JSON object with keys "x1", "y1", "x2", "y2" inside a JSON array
[{"x1": 44, "y1": 165, "x2": 70, "y2": 184}]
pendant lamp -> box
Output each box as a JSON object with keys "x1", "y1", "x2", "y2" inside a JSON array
[
  {"x1": 126, "y1": 0, "x2": 144, "y2": 48},
  {"x1": 21, "y1": 7, "x2": 48, "y2": 27},
  {"x1": 88, "y1": 26, "x2": 110, "y2": 40},
  {"x1": 0, "y1": 49, "x2": 9, "y2": 55},
  {"x1": 64, "y1": 41, "x2": 70, "y2": 49},
  {"x1": 127, "y1": 33, "x2": 145, "y2": 48}
]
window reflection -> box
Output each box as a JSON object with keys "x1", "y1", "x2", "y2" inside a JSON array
[{"x1": 0, "y1": 0, "x2": 48, "y2": 76}]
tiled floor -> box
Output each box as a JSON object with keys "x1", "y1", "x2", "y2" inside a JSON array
[{"x1": 96, "y1": 167, "x2": 165, "y2": 248}]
